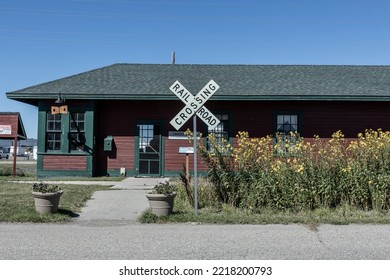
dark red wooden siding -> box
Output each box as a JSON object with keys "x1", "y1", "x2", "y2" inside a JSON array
[
  {"x1": 93, "y1": 100, "x2": 390, "y2": 175},
  {"x1": 42, "y1": 155, "x2": 86, "y2": 170}
]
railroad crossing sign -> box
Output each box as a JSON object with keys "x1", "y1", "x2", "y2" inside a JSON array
[{"x1": 169, "y1": 80, "x2": 220, "y2": 130}]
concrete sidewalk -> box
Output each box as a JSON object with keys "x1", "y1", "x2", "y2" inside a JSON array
[{"x1": 74, "y1": 177, "x2": 169, "y2": 226}]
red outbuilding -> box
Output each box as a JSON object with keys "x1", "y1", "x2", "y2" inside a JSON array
[{"x1": 0, "y1": 112, "x2": 27, "y2": 176}]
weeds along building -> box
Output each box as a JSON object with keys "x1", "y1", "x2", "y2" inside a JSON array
[{"x1": 6, "y1": 64, "x2": 390, "y2": 177}]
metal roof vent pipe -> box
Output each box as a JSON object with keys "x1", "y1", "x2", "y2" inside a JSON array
[{"x1": 171, "y1": 50, "x2": 175, "y2": 65}]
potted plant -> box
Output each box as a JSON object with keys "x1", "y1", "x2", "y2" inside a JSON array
[
  {"x1": 32, "y1": 182, "x2": 63, "y2": 214},
  {"x1": 146, "y1": 181, "x2": 177, "y2": 216}
]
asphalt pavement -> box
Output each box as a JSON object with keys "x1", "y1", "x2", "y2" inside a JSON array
[
  {"x1": 1, "y1": 177, "x2": 390, "y2": 259},
  {"x1": 0, "y1": 223, "x2": 390, "y2": 259}
]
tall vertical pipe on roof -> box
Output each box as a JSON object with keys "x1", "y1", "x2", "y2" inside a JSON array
[{"x1": 171, "y1": 50, "x2": 175, "y2": 65}]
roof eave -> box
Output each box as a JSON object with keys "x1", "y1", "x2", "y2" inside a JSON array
[
  {"x1": 213, "y1": 95, "x2": 390, "y2": 101},
  {"x1": 7, "y1": 92, "x2": 390, "y2": 103}
]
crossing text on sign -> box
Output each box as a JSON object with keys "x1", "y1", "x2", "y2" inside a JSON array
[{"x1": 169, "y1": 80, "x2": 220, "y2": 130}]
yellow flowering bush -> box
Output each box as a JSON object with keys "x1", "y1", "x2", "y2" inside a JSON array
[{"x1": 192, "y1": 129, "x2": 390, "y2": 212}]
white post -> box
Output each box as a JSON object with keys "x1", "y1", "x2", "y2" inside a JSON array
[{"x1": 193, "y1": 115, "x2": 198, "y2": 215}]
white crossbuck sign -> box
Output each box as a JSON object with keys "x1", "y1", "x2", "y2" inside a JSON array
[{"x1": 169, "y1": 80, "x2": 220, "y2": 130}]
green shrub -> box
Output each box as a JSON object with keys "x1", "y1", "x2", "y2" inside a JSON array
[
  {"x1": 0, "y1": 166, "x2": 25, "y2": 177},
  {"x1": 139, "y1": 210, "x2": 158, "y2": 223}
]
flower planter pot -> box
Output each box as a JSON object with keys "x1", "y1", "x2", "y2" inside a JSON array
[
  {"x1": 32, "y1": 191, "x2": 63, "y2": 214},
  {"x1": 146, "y1": 192, "x2": 176, "y2": 217}
]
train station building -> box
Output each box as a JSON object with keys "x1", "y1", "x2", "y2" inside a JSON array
[{"x1": 6, "y1": 64, "x2": 390, "y2": 177}]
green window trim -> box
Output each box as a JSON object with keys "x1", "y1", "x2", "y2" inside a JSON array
[
  {"x1": 273, "y1": 111, "x2": 302, "y2": 157},
  {"x1": 37, "y1": 102, "x2": 95, "y2": 177},
  {"x1": 38, "y1": 102, "x2": 95, "y2": 156},
  {"x1": 273, "y1": 111, "x2": 302, "y2": 135},
  {"x1": 43, "y1": 112, "x2": 86, "y2": 153},
  {"x1": 134, "y1": 120, "x2": 165, "y2": 177}
]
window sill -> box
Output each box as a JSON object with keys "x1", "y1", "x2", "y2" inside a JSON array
[{"x1": 37, "y1": 152, "x2": 87, "y2": 156}]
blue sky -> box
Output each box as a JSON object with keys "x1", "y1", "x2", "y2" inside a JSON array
[{"x1": 1, "y1": 0, "x2": 390, "y2": 139}]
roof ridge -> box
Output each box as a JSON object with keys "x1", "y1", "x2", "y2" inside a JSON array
[{"x1": 114, "y1": 63, "x2": 390, "y2": 67}]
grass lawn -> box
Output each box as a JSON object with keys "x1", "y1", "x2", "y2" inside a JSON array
[
  {"x1": 0, "y1": 163, "x2": 120, "y2": 223},
  {"x1": 0, "y1": 163, "x2": 36, "y2": 177},
  {"x1": 0, "y1": 180, "x2": 112, "y2": 223},
  {"x1": 140, "y1": 187, "x2": 390, "y2": 225},
  {"x1": 141, "y1": 204, "x2": 390, "y2": 225}
]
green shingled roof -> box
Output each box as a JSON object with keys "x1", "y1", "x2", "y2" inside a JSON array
[{"x1": 7, "y1": 63, "x2": 390, "y2": 104}]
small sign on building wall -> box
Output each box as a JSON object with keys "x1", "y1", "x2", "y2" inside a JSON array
[
  {"x1": 168, "y1": 131, "x2": 200, "y2": 140},
  {"x1": 0, "y1": 125, "x2": 11, "y2": 135},
  {"x1": 179, "y1": 147, "x2": 194, "y2": 154},
  {"x1": 51, "y1": 105, "x2": 68, "y2": 115}
]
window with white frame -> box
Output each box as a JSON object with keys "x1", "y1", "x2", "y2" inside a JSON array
[
  {"x1": 276, "y1": 114, "x2": 298, "y2": 134},
  {"x1": 44, "y1": 109, "x2": 90, "y2": 154},
  {"x1": 46, "y1": 113, "x2": 62, "y2": 151}
]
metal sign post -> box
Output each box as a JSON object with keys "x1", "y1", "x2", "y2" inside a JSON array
[
  {"x1": 169, "y1": 80, "x2": 220, "y2": 214},
  {"x1": 193, "y1": 115, "x2": 198, "y2": 214},
  {"x1": 179, "y1": 147, "x2": 194, "y2": 181}
]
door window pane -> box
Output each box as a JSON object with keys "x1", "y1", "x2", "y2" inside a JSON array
[
  {"x1": 139, "y1": 161, "x2": 148, "y2": 174},
  {"x1": 150, "y1": 161, "x2": 159, "y2": 174},
  {"x1": 138, "y1": 124, "x2": 161, "y2": 175}
]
